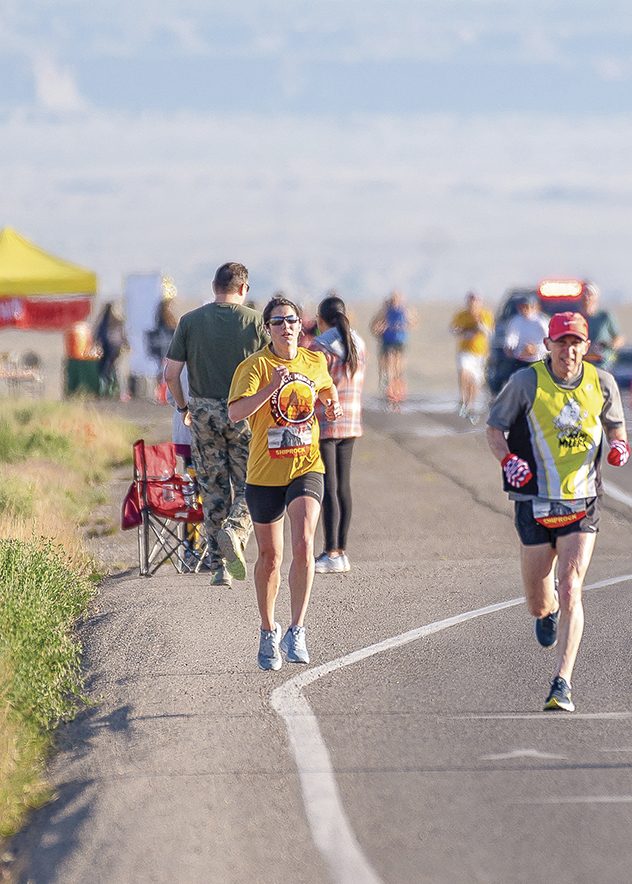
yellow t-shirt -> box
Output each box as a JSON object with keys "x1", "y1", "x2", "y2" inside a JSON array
[
  {"x1": 229, "y1": 345, "x2": 332, "y2": 486},
  {"x1": 451, "y1": 308, "x2": 494, "y2": 356}
]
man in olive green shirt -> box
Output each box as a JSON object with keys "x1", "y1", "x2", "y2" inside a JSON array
[{"x1": 165, "y1": 263, "x2": 269, "y2": 586}]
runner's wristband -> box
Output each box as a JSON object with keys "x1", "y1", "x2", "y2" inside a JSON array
[
  {"x1": 607, "y1": 439, "x2": 630, "y2": 467},
  {"x1": 501, "y1": 453, "x2": 533, "y2": 488},
  {"x1": 177, "y1": 403, "x2": 189, "y2": 413}
]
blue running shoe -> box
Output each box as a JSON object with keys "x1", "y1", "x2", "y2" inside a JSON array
[
  {"x1": 543, "y1": 676, "x2": 575, "y2": 712},
  {"x1": 258, "y1": 622, "x2": 282, "y2": 671},
  {"x1": 279, "y1": 625, "x2": 310, "y2": 664},
  {"x1": 534, "y1": 601, "x2": 560, "y2": 648}
]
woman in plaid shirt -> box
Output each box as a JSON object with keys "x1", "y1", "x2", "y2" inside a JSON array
[{"x1": 310, "y1": 295, "x2": 367, "y2": 573}]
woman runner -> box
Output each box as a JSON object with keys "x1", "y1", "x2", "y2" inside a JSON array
[{"x1": 228, "y1": 296, "x2": 342, "y2": 670}]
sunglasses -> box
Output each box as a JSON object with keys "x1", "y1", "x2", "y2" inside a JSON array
[{"x1": 268, "y1": 315, "x2": 300, "y2": 327}]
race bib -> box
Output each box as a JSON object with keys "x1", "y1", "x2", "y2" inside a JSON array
[{"x1": 532, "y1": 498, "x2": 587, "y2": 528}]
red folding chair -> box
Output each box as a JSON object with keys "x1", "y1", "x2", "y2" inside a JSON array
[{"x1": 122, "y1": 439, "x2": 207, "y2": 576}]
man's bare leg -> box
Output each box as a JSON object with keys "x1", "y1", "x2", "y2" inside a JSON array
[
  {"x1": 521, "y1": 531, "x2": 596, "y2": 684},
  {"x1": 553, "y1": 531, "x2": 596, "y2": 683}
]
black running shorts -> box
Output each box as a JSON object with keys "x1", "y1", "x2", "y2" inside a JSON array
[
  {"x1": 514, "y1": 497, "x2": 600, "y2": 547},
  {"x1": 246, "y1": 472, "x2": 325, "y2": 524}
]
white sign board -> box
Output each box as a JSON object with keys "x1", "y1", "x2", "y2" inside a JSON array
[{"x1": 124, "y1": 272, "x2": 163, "y2": 377}]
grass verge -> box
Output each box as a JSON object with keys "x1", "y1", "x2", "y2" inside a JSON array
[{"x1": 0, "y1": 398, "x2": 137, "y2": 847}]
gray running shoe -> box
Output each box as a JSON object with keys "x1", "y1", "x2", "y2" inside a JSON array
[
  {"x1": 279, "y1": 625, "x2": 310, "y2": 664},
  {"x1": 314, "y1": 552, "x2": 346, "y2": 574},
  {"x1": 210, "y1": 563, "x2": 231, "y2": 586},
  {"x1": 217, "y1": 527, "x2": 247, "y2": 580},
  {"x1": 258, "y1": 622, "x2": 282, "y2": 671},
  {"x1": 534, "y1": 597, "x2": 560, "y2": 648},
  {"x1": 543, "y1": 676, "x2": 575, "y2": 712}
]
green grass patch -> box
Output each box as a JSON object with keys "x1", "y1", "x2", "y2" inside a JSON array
[{"x1": 0, "y1": 538, "x2": 95, "y2": 836}]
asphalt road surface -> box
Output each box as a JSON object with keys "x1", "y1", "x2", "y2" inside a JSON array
[{"x1": 11, "y1": 394, "x2": 632, "y2": 884}]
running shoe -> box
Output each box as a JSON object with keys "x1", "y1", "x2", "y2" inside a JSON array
[
  {"x1": 258, "y1": 622, "x2": 282, "y2": 671},
  {"x1": 217, "y1": 527, "x2": 247, "y2": 580},
  {"x1": 279, "y1": 625, "x2": 310, "y2": 664},
  {"x1": 534, "y1": 600, "x2": 560, "y2": 648},
  {"x1": 314, "y1": 552, "x2": 346, "y2": 573},
  {"x1": 543, "y1": 676, "x2": 575, "y2": 712},
  {"x1": 209, "y1": 563, "x2": 231, "y2": 586},
  {"x1": 340, "y1": 554, "x2": 351, "y2": 572}
]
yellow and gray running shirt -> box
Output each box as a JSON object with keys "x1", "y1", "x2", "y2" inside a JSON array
[{"x1": 487, "y1": 358, "x2": 625, "y2": 500}]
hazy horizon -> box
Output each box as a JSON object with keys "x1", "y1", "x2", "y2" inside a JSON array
[{"x1": 2, "y1": 2, "x2": 632, "y2": 304}]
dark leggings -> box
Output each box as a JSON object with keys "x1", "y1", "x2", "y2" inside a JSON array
[{"x1": 319, "y1": 437, "x2": 355, "y2": 552}]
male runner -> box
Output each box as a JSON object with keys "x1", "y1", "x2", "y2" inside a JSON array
[{"x1": 486, "y1": 312, "x2": 629, "y2": 711}]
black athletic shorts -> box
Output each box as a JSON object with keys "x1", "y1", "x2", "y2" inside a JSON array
[
  {"x1": 246, "y1": 472, "x2": 325, "y2": 524},
  {"x1": 514, "y1": 497, "x2": 600, "y2": 547}
]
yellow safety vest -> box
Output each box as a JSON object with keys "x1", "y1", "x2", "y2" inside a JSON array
[{"x1": 527, "y1": 361, "x2": 604, "y2": 499}]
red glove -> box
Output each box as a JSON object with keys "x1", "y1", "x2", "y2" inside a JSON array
[
  {"x1": 607, "y1": 439, "x2": 630, "y2": 467},
  {"x1": 502, "y1": 453, "x2": 533, "y2": 488}
]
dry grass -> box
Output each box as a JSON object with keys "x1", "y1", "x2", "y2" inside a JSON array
[{"x1": 0, "y1": 399, "x2": 135, "y2": 570}]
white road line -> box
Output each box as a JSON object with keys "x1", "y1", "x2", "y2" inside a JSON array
[
  {"x1": 270, "y1": 574, "x2": 632, "y2": 884},
  {"x1": 480, "y1": 749, "x2": 566, "y2": 761}
]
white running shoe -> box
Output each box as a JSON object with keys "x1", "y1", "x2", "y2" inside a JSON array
[
  {"x1": 279, "y1": 625, "x2": 310, "y2": 663},
  {"x1": 314, "y1": 552, "x2": 346, "y2": 573},
  {"x1": 258, "y1": 622, "x2": 282, "y2": 671}
]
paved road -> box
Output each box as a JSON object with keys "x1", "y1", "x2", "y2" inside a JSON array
[{"x1": 11, "y1": 396, "x2": 632, "y2": 883}]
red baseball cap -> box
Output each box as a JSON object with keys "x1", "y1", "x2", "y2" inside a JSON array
[{"x1": 548, "y1": 312, "x2": 589, "y2": 342}]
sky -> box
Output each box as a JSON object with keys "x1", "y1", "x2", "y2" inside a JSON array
[{"x1": 1, "y1": 1, "x2": 632, "y2": 305}]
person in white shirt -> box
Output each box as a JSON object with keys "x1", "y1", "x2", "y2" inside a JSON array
[{"x1": 504, "y1": 293, "x2": 549, "y2": 371}]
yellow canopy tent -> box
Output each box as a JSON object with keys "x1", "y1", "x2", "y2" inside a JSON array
[{"x1": 0, "y1": 227, "x2": 97, "y2": 329}]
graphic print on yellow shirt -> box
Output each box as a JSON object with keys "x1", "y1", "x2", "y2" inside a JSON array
[{"x1": 268, "y1": 372, "x2": 316, "y2": 458}]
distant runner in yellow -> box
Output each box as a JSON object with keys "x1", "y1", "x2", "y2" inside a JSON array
[{"x1": 450, "y1": 291, "x2": 494, "y2": 423}]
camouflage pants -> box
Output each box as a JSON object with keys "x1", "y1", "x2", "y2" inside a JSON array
[{"x1": 188, "y1": 397, "x2": 252, "y2": 565}]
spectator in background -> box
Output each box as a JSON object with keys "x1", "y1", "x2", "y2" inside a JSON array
[
  {"x1": 310, "y1": 294, "x2": 367, "y2": 574},
  {"x1": 580, "y1": 281, "x2": 625, "y2": 370},
  {"x1": 503, "y1": 293, "x2": 549, "y2": 375},
  {"x1": 94, "y1": 301, "x2": 129, "y2": 398},
  {"x1": 450, "y1": 291, "x2": 494, "y2": 423},
  {"x1": 147, "y1": 298, "x2": 178, "y2": 397},
  {"x1": 165, "y1": 364, "x2": 203, "y2": 565},
  {"x1": 165, "y1": 262, "x2": 269, "y2": 587}
]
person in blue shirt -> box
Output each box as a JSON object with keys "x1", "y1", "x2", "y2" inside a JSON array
[{"x1": 370, "y1": 291, "x2": 416, "y2": 404}]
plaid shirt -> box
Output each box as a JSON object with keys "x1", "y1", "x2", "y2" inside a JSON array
[{"x1": 310, "y1": 329, "x2": 367, "y2": 439}]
